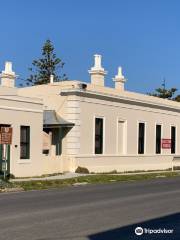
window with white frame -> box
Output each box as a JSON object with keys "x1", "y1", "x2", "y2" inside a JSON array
[
  {"x1": 95, "y1": 118, "x2": 103, "y2": 154},
  {"x1": 138, "y1": 122, "x2": 145, "y2": 154},
  {"x1": 20, "y1": 126, "x2": 30, "y2": 159},
  {"x1": 156, "y1": 124, "x2": 161, "y2": 154},
  {"x1": 171, "y1": 126, "x2": 176, "y2": 154}
]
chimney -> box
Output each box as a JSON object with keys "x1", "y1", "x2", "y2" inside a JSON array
[
  {"x1": 0, "y1": 62, "x2": 17, "y2": 87},
  {"x1": 88, "y1": 54, "x2": 107, "y2": 86},
  {"x1": 50, "y1": 74, "x2": 54, "y2": 84},
  {"x1": 113, "y1": 67, "x2": 127, "y2": 91}
]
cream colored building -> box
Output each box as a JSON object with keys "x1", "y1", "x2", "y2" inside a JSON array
[
  {"x1": 17, "y1": 55, "x2": 180, "y2": 175},
  {"x1": 0, "y1": 62, "x2": 43, "y2": 177}
]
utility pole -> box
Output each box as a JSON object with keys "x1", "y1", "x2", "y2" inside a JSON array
[{"x1": 162, "y1": 78, "x2": 166, "y2": 90}]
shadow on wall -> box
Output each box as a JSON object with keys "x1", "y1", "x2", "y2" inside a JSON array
[{"x1": 88, "y1": 212, "x2": 180, "y2": 240}]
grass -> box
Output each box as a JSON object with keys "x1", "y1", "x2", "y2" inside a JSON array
[
  {"x1": 8, "y1": 171, "x2": 180, "y2": 191},
  {"x1": 92, "y1": 168, "x2": 173, "y2": 174}
]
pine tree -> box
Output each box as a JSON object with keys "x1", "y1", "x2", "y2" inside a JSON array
[
  {"x1": 26, "y1": 39, "x2": 67, "y2": 85},
  {"x1": 148, "y1": 80, "x2": 177, "y2": 99},
  {"x1": 148, "y1": 87, "x2": 177, "y2": 99}
]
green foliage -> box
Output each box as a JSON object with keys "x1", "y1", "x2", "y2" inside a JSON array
[
  {"x1": 173, "y1": 94, "x2": 180, "y2": 102},
  {"x1": 26, "y1": 39, "x2": 67, "y2": 85},
  {"x1": 75, "y1": 166, "x2": 89, "y2": 174},
  {"x1": 7, "y1": 173, "x2": 15, "y2": 179},
  {"x1": 148, "y1": 86, "x2": 177, "y2": 99},
  {"x1": 9, "y1": 172, "x2": 180, "y2": 191},
  {"x1": 148, "y1": 80, "x2": 180, "y2": 101},
  {"x1": 0, "y1": 179, "x2": 13, "y2": 189}
]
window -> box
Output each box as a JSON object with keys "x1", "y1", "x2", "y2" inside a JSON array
[
  {"x1": 156, "y1": 125, "x2": 161, "y2": 154},
  {"x1": 20, "y1": 126, "x2": 30, "y2": 159},
  {"x1": 53, "y1": 128, "x2": 62, "y2": 156},
  {"x1": 117, "y1": 120, "x2": 126, "y2": 154},
  {"x1": 95, "y1": 118, "x2": 103, "y2": 154},
  {"x1": 138, "y1": 122, "x2": 145, "y2": 154},
  {"x1": 171, "y1": 126, "x2": 176, "y2": 154}
]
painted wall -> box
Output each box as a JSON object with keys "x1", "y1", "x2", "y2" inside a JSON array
[
  {"x1": 0, "y1": 95, "x2": 43, "y2": 177},
  {"x1": 73, "y1": 155, "x2": 178, "y2": 173},
  {"x1": 74, "y1": 95, "x2": 180, "y2": 172},
  {"x1": 19, "y1": 83, "x2": 81, "y2": 174},
  {"x1": 19, "y1": 81, "x2": 180, "y2": 173},
  {"x1": 79, "y1": 97, "x2": 180, "y2": 155}
]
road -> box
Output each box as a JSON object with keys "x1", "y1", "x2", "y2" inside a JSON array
[{"x1": 0, "y1": 177, "x2": 180, "y2": 240}]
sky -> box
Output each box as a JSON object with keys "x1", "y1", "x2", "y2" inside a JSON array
[{"x1": 0, "y1": 0, "x2": 180, "y2": 93}]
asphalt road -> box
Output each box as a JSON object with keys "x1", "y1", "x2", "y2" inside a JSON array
[{"x1": 0, "y1": 177, "x2": 180, "y2": 240}]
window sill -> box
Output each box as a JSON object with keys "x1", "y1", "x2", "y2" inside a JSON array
[{"x1": 18, "y1": 159, "x2": 31, "y2": 164}]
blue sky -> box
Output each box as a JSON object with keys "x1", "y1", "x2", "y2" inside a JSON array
[{"x1": 0, "y1": 0, "x2": 180, "y2": 93}]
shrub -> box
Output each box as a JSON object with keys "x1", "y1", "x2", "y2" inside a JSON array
[
  {"x1": 173, "y1": 166, "x2": 180, "y2": 170},
  {"x1": 75, "y1": 166, "x2": 89, "y2": 174},
  {"x1": 108, "y1": 170, "x2": 118, "y2": 174},
  {"x1": 7, "y1": 173, "x2": 15, "y2": 179},
  {"x1": 0, "y1": 179, "x2": 13, "y2": 189}
]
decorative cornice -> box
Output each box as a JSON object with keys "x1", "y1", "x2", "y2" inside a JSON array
[{"x1": 60, "y1": 89, "x2": 180, "y2": 113}]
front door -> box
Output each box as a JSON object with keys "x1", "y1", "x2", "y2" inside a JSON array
[
  {"x1": 0, "y1": 124, "x2": 11, "y2": 175},
  {"x1": 0, "y1": 144, "x2": 10, "y2": 174}
]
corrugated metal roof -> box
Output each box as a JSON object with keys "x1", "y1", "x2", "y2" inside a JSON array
[{"x1": 43, "y1": 110, "x2": 74, "y2": 128}]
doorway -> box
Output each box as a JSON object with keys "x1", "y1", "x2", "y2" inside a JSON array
[{"x1": 0, "y1": 124, "x2": 11, "y2": 175}]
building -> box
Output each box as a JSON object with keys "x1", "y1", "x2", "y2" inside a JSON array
[
  {"x1": 17, "y1": 54, "x2": 180, "y2": 175},
  {"x1": 0, "y1": 62, "x2": 43, "y2": 177}
]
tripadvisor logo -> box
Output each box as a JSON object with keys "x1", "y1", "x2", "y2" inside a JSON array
[
  {"x1": 135, "y1": 227, "x2": 143, "y2": 235},
  {"x1": 135, "y1": 226, "x2": 174, "y2": 235}
]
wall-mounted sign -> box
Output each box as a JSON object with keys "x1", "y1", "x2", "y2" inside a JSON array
[
  {"x1": 0, "y1": 127, "x2": 13, "y2": 145},
  {"x1": 162, "y1": 139, "x2": 171, "y2": 149},
  {"x1": 43, "y1": 131, "x2": 51, "y2": 150}
]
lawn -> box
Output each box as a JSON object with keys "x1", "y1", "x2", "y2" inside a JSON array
[{"x1": 5, "y1": 171, "x2": 180, "y2": 191}]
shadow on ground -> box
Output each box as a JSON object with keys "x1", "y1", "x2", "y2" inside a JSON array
[{"x1": 88, "y1": 212, "x2": 180, "y2": 240}]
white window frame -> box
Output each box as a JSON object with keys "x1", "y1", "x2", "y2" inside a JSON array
[{"x1": 116, "y1": 117, "x2": 127, "y2": 155}]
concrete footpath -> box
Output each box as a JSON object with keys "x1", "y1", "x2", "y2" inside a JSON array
[{"x1": 10, "y1": 170, "x2": 178, "y2": 182}]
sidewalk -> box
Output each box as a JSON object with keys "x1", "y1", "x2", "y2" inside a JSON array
[
  {"x1": 10, "y1": 170, "x2": 177, "y2": 182},
  {"x1": 10, "y1": 173, "x2": 90, "y2": 182}
]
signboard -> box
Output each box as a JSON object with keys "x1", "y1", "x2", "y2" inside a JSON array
[
  {"x1": 0, "y1": 127, "x2": 12, "y2": 145},
  {"x1": 162, "y1": 139, "x2": 171, "y2": 149},
  {"x1": 43, "y1": 131, "x2": 51, "y2": 150}
]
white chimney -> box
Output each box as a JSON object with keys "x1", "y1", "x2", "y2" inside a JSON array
[
  {"x1": 88, "y1": 54, "x2": 107, "y2": 86},
  {"x1": 50, "y1": 74, "x2": 54, "y2": 84},
  {"x1": 0, "y1": 62, "x2": 17, "y2": 88},
  {"x1": 113, "y1": 67, "x2": 127, "y2": 91}
]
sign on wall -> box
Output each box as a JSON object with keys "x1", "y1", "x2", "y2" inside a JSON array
[
  {"x1": 161, "y1": 139, "x2": 171, "y2": 149},
  {"x1": 0, "y1": 127, "x2": 13, "y2": 145},
  {"x1": 43, "y1": 131, "x2": 51, "y2": 150}
]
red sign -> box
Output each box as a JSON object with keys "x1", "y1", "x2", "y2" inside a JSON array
[
  {"x1": 161, "y1": 139, "x2": 171, "y2": 149},
  {"x1": 0, "y1": 127, "x2": 13, "y2": 145}
]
